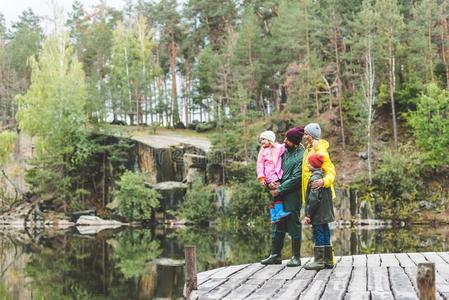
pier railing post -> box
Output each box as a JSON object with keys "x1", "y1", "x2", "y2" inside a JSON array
[
  {"x1": 184, "y1": 245, "x2": 197, "y2": 299},
  {"x1": 417, "y1": 262, "x2": 435, "y2": 300}
]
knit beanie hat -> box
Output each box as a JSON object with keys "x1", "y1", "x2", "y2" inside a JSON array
[
  {"x1": 304, "y1": 123, "x2": 321, "y2": 140},
  {"x1": 308, "y1": 153, "x2": 324, "y2": 169},
  {"x1": 285, "y1": 127, "x2": 304, "y2": 145},
  {"x1": 260, "y1": 130, "x2": 276, "y2": 143}
]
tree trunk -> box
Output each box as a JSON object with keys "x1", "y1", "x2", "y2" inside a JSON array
[
  {"x1": 124, "y1": 47, "x2": 133, "y2": 125},
  {"x1": 363, "y1": 37, "x2": 375, "y2": 184},
  {"x1": 440, "y1": 15, "x2": 449, "y2": 89},
  {"x1": 332, "y1": 10, "x2": 346, "y2": 149},
  {"x1": 156, "y1": 44, "x2": 163, "y2": 123},
  {"x1": 169, "y1": 39, "x2": 179, "y2": 126},
  {"x1": 388, "y1": 31, "x2": 398, "y2": 147},
  {"x1": 428, "y1": 9, "x2": 435, "y2": 82}
]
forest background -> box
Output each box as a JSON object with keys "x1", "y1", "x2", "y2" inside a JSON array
[{"x1": 0, "y1": 0, "x2": 449, "y2": 224}]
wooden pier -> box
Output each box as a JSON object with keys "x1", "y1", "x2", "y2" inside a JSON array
[{"x1": 189, "y1": 252, "x2": 449, "y2": 300}]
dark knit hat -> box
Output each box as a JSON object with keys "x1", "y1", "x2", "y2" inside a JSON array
[
  {"x1": 308, "y1": 153, "x2": 324, "y2": 169},
  {"x1": 286, "y1": 127, "x2": 304, "y2": 145}
]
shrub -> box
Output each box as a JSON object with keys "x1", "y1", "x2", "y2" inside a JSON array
[
  {"x1": 114, "y1": 171, "x2": 159, "y2": 221},
  {"x1": 227, "y1": 179, "x2": 270, "y2": 221},
  {"x1": 408, "y1": 83, "x2": 449, "y2": 169},
  {"x1": 372, "y1": 146, "x2": 422, "y2": 219},
  {"x1": 177, "y1": 178, "x2": 216, "y2": 224}
]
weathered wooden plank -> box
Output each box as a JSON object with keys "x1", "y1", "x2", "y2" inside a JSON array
[
  {"x1": 348, "y1": 266, "x2": 367, "y2": 292},
  {"x1": 389, "y1": 266, "x2": 418, "y2": 300},
  {"x1": 209, "y1": 264, "x2": 248, "y2": 279},
  {"x1": 396, "y1": 253, "x2": 416, "y2": 267},
  {"x1": 245, "y1": 279, "x2": 287, "y2": 300},
  {"x1": 438, "y1": 252, "x2": 449, "y2": 264},
  {"x1": 408, "y1": 253, "x2": 428, "y2": 265},
  {"x1": 204, "y1": 278, "x2": 247, "y2": 299},
  {"x1": 272, "y1": 278, "x2": 314, "y2": 299},
  {"x1": 370, "y1": 291, "x2": 395, "y2": 300},
  {"x1": 404, "y1": 266, "x2": 419, "y2": 293},
  {"x1": 338, "y1": 256, "x2": 353, "y2": 267},
  {"x1": 423, "y1": 253, "x2": 449, "y2": 275},
  {"x1": 198, "y1": 267, "x2": 226, "y2": 285},
  {"x1": 321, "y1": 264, "x2": 352, "y2": 299},
  {"x1": 220, "y1": 282, "x2": 260, "y2": 300},
  {"x1": 229, "y1": 263, "x2": 265, "y2": 279},
  {"x1": 197, "y1": 278, "x2": 230, "y2": 295},
  {"x1": 368, "y1": 266, "x2": 390, "y2": 292},
  {"x1": 272, "y1": 264, "x2": 302, "y2": 280},
  {"x1": 321, "y1": 280, "x2": 349, "y2": 300},
  {"x1": 300, "y1": 269, "x2": 333, "y2": 300},
  {"x1": 353, "y1": 254, "x2": 367, "y2": 267},
  {"x1": 249, "y1": 264, "x2": 285, "y2": 279},
  {"x1": 344, "y1": 291, "x2": 371, "y2": 300},
  {"x1": 367, "y1": 254, "x2": 381, "y2": 267},
  {"x1": 380, "y1": 253, "x2": 400, "y2": 267}
]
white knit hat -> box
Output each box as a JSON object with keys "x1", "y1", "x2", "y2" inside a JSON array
[{"x1": 260, "y1": 130, "x2": 276, "y2": 143}]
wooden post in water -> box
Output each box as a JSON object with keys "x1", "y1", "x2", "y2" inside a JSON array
[
  {"x1": 184, "y1": 245, "x2": 197, "y2": 298},
  {"x1": 417, "y1": 262, "x2": 435, "y2": 300}
]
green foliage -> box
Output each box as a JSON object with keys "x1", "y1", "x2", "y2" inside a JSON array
[
  {"x1": 16, "y1": 25, "x2": 92, "y2": 204},
  {"x1": 112, "y1": 229, "x2": 161, "y2": 279},
  {"x1": 227, "y1": 176, "x2": 270, "y2": 221},
  {"x1": 114, "y1": 171, "x2": 160, "y2": 221},
  {"x1": 177, "y1": 178, "x2": 215, "y2": 224},
  {"x1": 408, "y1": 84, "x2": 449, "y2": 168},
  {"x1": 0, "y1": 131, "x2": 17, "y2": 165},
  {"x1": 0, "y1": 282, "x2": 11, "y2": 300},
  {"x1": 372, "y1": 146, "x2": 422, "y2": 219}
]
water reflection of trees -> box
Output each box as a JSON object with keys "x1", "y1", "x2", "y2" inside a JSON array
[
  {"x1": 109, "y1": 229, "x2": 162, "y2": 279},
  {"x1": 22, "y1": 229, "x2": 161, "y2": 299}
]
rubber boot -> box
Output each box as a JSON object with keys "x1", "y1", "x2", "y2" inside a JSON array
[
  {"x1": 304, "y1": 246, "x2": 325, "y2": 270},
  {"x1": 324, "y1": 245, "x2": 334, "y2": 269},
  {"x1": 260, "y1": 238, "x2": 283, "y2": 265},
  {"x1": 271, "y1": 202, "x2": 291, "y2": 223},
  {"x1": 286, "y1": 239, "x2": 301, "y2": 267}
]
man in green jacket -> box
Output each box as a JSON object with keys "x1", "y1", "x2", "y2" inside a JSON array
[{"x1": 260, "y1": 127, "x2": 305, "y2": 267}]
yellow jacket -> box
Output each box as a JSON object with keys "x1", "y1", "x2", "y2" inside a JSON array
[{"x1": 301, "y1": 139, "x2": 336, "y2": 203}]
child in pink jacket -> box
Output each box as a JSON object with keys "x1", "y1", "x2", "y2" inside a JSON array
[{"x1": 257, "y1": 130, "x2": 290, "y2": 223}]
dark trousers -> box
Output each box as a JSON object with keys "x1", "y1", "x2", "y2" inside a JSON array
[
  {"x1": 312, "y1": 223, "x2": 331, "y2": 246},
  {"x1": 272, "y1": 212, "x2": 302, "y2": 241}
]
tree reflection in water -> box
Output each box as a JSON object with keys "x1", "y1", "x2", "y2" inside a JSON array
[{"x1": 0, "y1": 225, "x2": 449, "y2": 299}]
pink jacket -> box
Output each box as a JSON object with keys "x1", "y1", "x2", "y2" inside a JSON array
[{"x1": 256, "y1": 143, "x2": 285, "y2": 184}]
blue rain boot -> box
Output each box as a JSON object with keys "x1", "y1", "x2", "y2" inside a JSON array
[
  {"x1": 269, "y1": 204, "x2": 277, "y2": 223},
  {"x1": 271, "y1": 201, "x2": 291, "y2": 223}
]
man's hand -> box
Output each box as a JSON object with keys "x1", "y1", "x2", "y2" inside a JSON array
[
  {"x1": 270, "y1": 189, "x2": 280, "y2": 197},
  {"x1": 304, "y1": 216, "x2": 311, "y2": 224},
  {"x1": 268, "y1": 181, "x2": 280, "y2": 190},
  {"x1": 312, "y1": 179, "x2": 324, "y2": 189}
]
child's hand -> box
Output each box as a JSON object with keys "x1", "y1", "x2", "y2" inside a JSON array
[
  {"x1": 258, "y1": 177, "x2": 266, "y2": 186},
  {"x1": 270, "y1": 189, "x2": 280, "y2": 197},
  {"x1": 312, "y1": 179, "x2": 324, "y2": 189},
  {"x1": 304, "y1": 216, "x2": 311, "y2": 224}
]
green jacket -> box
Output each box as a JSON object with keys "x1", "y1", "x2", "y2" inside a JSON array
[
  {"x1": 305, "y1": 170, "x2": 335, "y2": 224},
  {"x1": 276, "y1": 145, "x2": 304, "y2": 213}
]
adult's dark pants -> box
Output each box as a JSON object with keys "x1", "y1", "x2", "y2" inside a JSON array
[{"x1": 271, "y1": 212, "x2": 302, "y2": 255}]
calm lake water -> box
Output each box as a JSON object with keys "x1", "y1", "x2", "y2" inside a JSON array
[{"x1": 1, "y1": 224, "x2": 448, "y2": 299}]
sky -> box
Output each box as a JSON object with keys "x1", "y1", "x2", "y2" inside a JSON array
[{"x1": 1, "y1": 0, "x2": 125, "y2": 30}]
